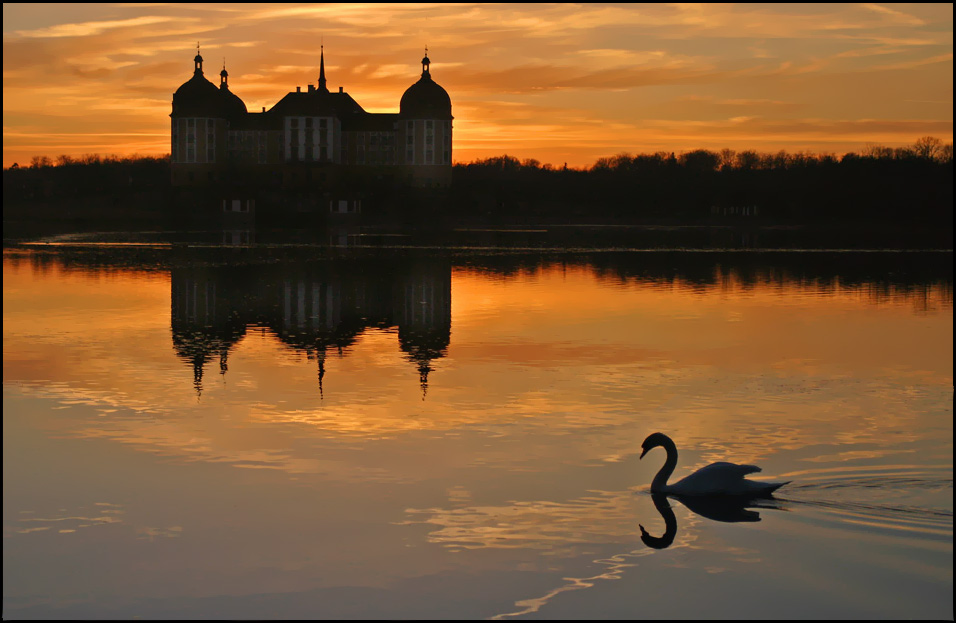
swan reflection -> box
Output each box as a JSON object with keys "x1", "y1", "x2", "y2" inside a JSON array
[{"x1": 640, "y1": 492, "x2": 785, "y2": 549}]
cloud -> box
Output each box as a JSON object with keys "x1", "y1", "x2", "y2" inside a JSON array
[
  {"x1": 872, "y1": 52, "x2": 954, "y2": 71},
  {"x1": 14, "y1": 16, "x2": 176, "y2": 39},
  {"x1": 860, "y1": 3, "x2": 926, "y2": 26},
  {"x1": 367, "y1": 63, "x2": 419, "y2": 79}
]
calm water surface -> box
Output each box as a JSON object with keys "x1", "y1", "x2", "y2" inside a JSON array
[{"x1": 2, "y1": 237, "x2": 952, "y2": 619}]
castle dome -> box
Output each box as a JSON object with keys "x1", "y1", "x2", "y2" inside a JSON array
[
  {"x1": 218, "y1": 64, "x2": 247, "y2": 120},
  {"x1": 171, "y1": 48, "x2": 224, "y2": 117},
  {"x1": 399, "y1": 52, "x2": 452, "y2": 120},
  {"x1": 219, "y1": 85, "x2": 247, "y2": 120}
]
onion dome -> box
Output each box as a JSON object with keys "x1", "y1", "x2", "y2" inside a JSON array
[
  {"x1": 218, "y1": 62, "x2": 247, "y2": 120},
  {"x1": 171, "y1": 45, "x2": 224, "y2": 117},
  {"x1": 399, "y1": 50, "x2": 452, "y2": 119}
]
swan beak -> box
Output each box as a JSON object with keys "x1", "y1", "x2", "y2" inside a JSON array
[{"x1": 639, "y1": 447, "x2": 648, "y2": 459}]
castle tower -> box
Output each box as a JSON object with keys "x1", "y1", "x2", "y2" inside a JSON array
[{"x1": 399, "y1": 48, "x2": 453, "y2": 187}]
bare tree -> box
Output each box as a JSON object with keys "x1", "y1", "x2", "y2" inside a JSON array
[{"x1": 912, "y1": 136, "x2": 943, "y2": 160}]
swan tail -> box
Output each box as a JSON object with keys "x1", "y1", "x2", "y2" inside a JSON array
[{"x1": 762, "y1": 480, "x2": 791, "y2": 494}]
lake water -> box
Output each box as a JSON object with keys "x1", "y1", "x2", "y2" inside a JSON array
[{"x1": 2, "y1": 232, "x2": 953, "y2": 619}]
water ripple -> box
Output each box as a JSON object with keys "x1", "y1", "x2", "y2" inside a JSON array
[{"x1": 779, "y1": 471, "x2": 953, "y2": 539}]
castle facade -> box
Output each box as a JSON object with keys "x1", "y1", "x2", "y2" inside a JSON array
[{"x1": 170, "y1": 46, "x2": 453, "y2": 191}]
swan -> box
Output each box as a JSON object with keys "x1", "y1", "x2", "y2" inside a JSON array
[{"x1": 640, "y1": 432, "x2": 789, "y2": 496}]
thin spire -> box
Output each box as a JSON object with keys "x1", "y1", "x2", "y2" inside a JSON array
[
  {"x1": 421, "y1": 45, "x2": 431, "y2": 77},
  {"x1": 194, "y1": 42, "x2": 204, "y2": 74},
  {"x1": 318, "y1": 44, "x2": 328, "y2": 92}
]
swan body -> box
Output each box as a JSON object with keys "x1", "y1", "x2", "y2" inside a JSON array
[{"x1": 640, "y1": 432, "x2": 788, "y2": 496}]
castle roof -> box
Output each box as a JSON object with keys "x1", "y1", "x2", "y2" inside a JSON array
[
  {"x1": 172, "y1": 71, "x2": 223, "y2": 117},
  {"x1": 172, "y1": 47, "x2": 452, "y2": 126},
  {"x1": 172, "y1": 49, "x2": 248, "y2": 120},
  {"x1": 267, "y1": 90, "x2": 365, "y2": 118},
  {"x1": 399, "y1": 52, "x2": 452, "y2": 120}
]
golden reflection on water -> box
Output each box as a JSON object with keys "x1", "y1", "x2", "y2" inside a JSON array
[
  {"x1": 2, "y1": 249, "x2": 952, "y2": 619},
  {"x1": 3, "y1": 252, "x2": 952, "y2": 472},
  {"x1": 6, "y1": 503, "x2": 125, "y2": 536}
]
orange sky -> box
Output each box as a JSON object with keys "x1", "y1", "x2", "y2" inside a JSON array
[{"x1": 2, "y1": 2, "x2": 952, "y2": 169}]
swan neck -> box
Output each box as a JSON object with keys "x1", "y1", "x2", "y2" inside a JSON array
[
  {"x1": 641, "y1": 493, "x2": 677, "y2": 549},
  {"x1": 650, "y1": 438, "x2": 678, "y2": 493}
]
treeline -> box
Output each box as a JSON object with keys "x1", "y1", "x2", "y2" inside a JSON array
[
  {"x1": 4, "y1": 137, "x2": 953, "y2": 227},
  {"x1": 3, "y1": 154, "x2": 176, "y2": 232},
  {"x1": 450, "y1": 136, "x2": 953, "y2": 225},
  {"x1": 4, "y1": 153, "x2": 171, "y2": 201}
]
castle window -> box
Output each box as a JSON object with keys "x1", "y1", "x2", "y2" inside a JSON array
[
  {"x1": 305, "y1": 117, "x2": 313, "y2": 128},
  {"x1": 425, "y1": 149, "x2": 434, "y2": 164},
  {"x1": 206, "y1": 119, "x2": 215, "y2": 162},
  {"x1": 319, "y1": 118, "x2": 327, "y2": 129}
]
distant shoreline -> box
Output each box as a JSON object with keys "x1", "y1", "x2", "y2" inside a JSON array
[
  {"x1": 3, "y1": 215, "x2": 952, "y2": 252},
  {"x1": 4, "y1": 146, "x2": 952, "y2": 251}
]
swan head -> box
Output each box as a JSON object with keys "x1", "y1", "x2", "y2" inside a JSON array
[{"x1": 640, "y1": 432, "x2": 671, "y2": 459}]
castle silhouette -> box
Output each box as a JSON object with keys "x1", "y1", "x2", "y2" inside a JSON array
[{"x1": 170, "y1": 45, "x2": 453, "y2": 196}]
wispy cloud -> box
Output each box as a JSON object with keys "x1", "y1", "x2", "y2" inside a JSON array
[
  {"x1": 872, "y1": 52, "x2": 954, "y2": 71},
  {"x1": 860, "y1": 3, "x2": 927, "y2": 26},
  {"x1": 14, "y1": 16, "x2": 175, "y2": 39}
]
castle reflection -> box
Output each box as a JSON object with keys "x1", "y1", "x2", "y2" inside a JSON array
[
  {"x1": 7, "y1": 244, "x2": 950, "y2": 400},
  {"x1": 170, "y1": 257, "x2": 451, "y2": 397}
]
